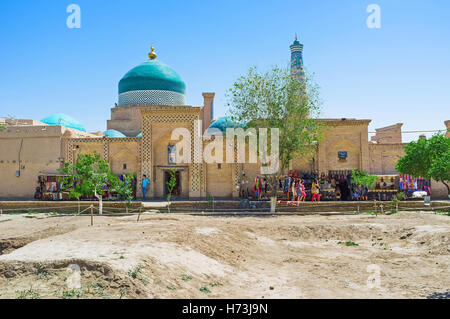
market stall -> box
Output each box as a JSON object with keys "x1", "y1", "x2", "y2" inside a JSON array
[
  {"x1": 368, "y1": 175, "x2": 398, "y2": 201},
  {"x1": 36, "y1": 173, "x2": 70, "y2": 201},
  {"x1": 36, "y1": 173, "x2": 137, "y2": 201},
  {"x1": 398, "y1": 174, "x2": 431, "y2": 199}
]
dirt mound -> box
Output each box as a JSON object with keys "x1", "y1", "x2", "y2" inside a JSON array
[
  {"x1": 0, "y1": 259, "x2": 148, "y2": 299},
  {"x1": 268, "y1": 223, "x2": 389, "y2": 241},
  {"x1": 0, "y1": 212, "x2": 449, "y2": 298},
  {"x1": 406, "y1": 226, "x2": 450, "y2": 255},
  {"x1": 0, "y1": 224, "x2": 77, "y2": 255}
]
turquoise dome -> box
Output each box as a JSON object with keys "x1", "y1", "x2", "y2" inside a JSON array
[
  {"x1": 119, "y1": 60, "x2": 185, "y2": 95},
  {"x1": 136, "y1": 132, "x2": 142, "y2": 137},
  {"x1": 41, "y1": 113, "x2": 86, "y2": 132},
  {"x1": 207, "y1": 116, "x2": 246, "y2": 132},
  {"x1": 118, "y1": 56, "x2": 186, "y2": 106},
  {"x1": 104, "y1": 129, "x2": 126, "y2": 138}
]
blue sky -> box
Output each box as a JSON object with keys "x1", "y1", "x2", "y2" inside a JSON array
[{"x1": 0, "y1": 0, "x2": 449, "y2": 141}]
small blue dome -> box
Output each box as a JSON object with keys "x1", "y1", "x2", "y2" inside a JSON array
[
  {"x1": 41, "y1": 113, "x2": 86, "y2": 132},
  {"x1": 104, "y1": 129, "x2": 126, "y2": 138},
  {"x1": 208, "y1": 116, "x2": 246, "y2": 132},
  {"x1": 136, "y1": 132, "x2": 142, "y2": 137}
]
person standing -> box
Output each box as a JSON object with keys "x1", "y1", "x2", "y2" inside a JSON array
[
  {"x1": 291, "y1": 179, "x2": 297, "y2": 202},
  {"x1": 299, "y1": 180, "x2": 306, "y2": 202},
  {"x1": 311, "y1": 180, "x2": 320, "y2": 202},
  {"x1": 142, "y1": 175, "x2": 150, "y2": 201}
]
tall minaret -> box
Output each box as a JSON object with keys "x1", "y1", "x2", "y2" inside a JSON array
[{"x1": 290, "y1": 34, "x2": 305, "y2": 80}]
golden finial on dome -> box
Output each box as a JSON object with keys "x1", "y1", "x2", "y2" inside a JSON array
[
  {"x1": 295, "y1": 33, "x2": 298, "y2": 41},
  {"x1": 148, "y1": 45, "x2": 157, "y2": 60}
]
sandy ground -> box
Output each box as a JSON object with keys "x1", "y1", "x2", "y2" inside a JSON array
[{"x1": 0, "y1": 211, "x2": 449, "y2": 299}]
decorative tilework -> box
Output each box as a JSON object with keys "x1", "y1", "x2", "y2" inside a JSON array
[
  {"x1": 232, "y1": 144, "x2": 242, "y2": 197},
  {"x1": 141, "y1": 122, "x2": 152, "y2": 193},
  {"x1": 119, "y1": 90, "x2": 186, "y2": 106},
  {"x1": 68, "y1": 140, "x2": 74, "y2": 164},
  {"x1": 103, "y1": 142, "x2": 109, "y2": 160},
  {"x1": 141, "y1": 109, "x2": 202, "y2": 194}
]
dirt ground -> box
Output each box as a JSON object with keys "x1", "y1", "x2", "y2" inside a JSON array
[{"x1": 0, "y1": 211, "x2": 449, "y2": 299}]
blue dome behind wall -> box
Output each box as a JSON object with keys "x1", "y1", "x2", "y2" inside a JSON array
[
  {"x1": 41, "y1": 113, "x2": 86, "y2": 132},
  {"x1": 103, "y1": 129, "x2": 126, "y2": 138},
  {"x1": 136, "y1": 132, "x2": 142, "y2": 137},
  {"x1": 207, "y1": 116, "x2": 246, "y2": 133}
]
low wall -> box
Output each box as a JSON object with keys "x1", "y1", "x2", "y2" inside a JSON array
[
  {"x1": 0, "y1": 201, "x2": 142, "y2": 214},
  {"x1": 1, "y1": 200, "x2": 448, "y2": 214},
  {"x1": 144, "y1": 200, "x2": 449, "y2": 213}
]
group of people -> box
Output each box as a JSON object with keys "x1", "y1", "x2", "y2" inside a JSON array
[
  {"x1": 287, "y1": 179, "x2": 321, "y2": 203},
  {"x1": 352, "y1": 184, "x2": 369, "y2": 201}
]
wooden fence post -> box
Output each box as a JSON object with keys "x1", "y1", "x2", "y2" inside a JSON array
[
  {"x1": 90, "y1": 205, "x2": 93, "y2": 226},
  {"x1": 137, "y1": 207, "x2": 142, "y2": 222}
]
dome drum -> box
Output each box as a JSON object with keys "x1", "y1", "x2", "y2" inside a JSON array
[{"x1": 118, "y1": 89, "x2": 186, "y2": 106}]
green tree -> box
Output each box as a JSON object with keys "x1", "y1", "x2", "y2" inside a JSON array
[
  {"x1": 226, "y1": 66, "x2": 324, "y2": 200},
  {"x1": 114, "y1": 173, "x2": 136, "y2": 212},
  {"x1": 351, "y1": 169, "x2": 377, "y2": 190},
  {"x1": 59, "y1": 152, "x2": 133, "y2": 215},
  {"x1": 166, "y1": 168, "x2": 177, "y2": 213},
  {"x1": 396, "y1": 133, "x2": 450, "y2": 196}
]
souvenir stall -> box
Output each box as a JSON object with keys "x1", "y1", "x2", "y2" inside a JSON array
[
  {"x1": 368, "y1": 175, "x2": 398, "y2": 201},
  {"x1": 398, "y1": 174, "x2": 431, "y2": 199},
  {"x1": 256, "y1": 175, "x2": 285, "y2": 200},
  {"x1": 36, "y1": 173, "x2": 137, "y2": 201},
  {"x1": 36, "y1": 173, "x2": 70, "y2": 201},
  {"x1": 267, "y1": 171, "x2": 319, "y2": 202},
  {"x1": 327, "y1": 170, "x2": 353, "y2": 201},
  {"x1": 318, "y1": 173, "x2": 337, "y2": 201}
]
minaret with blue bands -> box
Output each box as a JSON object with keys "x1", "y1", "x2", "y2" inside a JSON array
[{"x1": 290, "y1": 34, "x2": 305, "y2": 80}]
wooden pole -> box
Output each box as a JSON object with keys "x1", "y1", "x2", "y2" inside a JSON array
[
  {"x1": 90, "y1": 205, "x2": 93, "y2": 226},
  {"x1": 137, "y1": 207, "x2": 142, "y2": 222}
]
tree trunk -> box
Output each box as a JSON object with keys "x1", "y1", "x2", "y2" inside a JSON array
[
  {"x1": 270, "y1": 196, "x2": 277, "y2": 213},
  {"x1": 267, "y1": 174, "x2": 278, "y2": 213},
  {"x1": 442, "y1": 181, "x2": 450, "y2": 198},
  {"x1": 94, "y1": 189, "x2": 103, "y2": 215},
  {"x1": 99, "y1": 197, "x2": 103, "y2": 215}
]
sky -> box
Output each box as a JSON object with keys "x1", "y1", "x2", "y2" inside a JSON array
[{"x1": 0, "y1": 0, "x2": 449, "y2": 141}]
